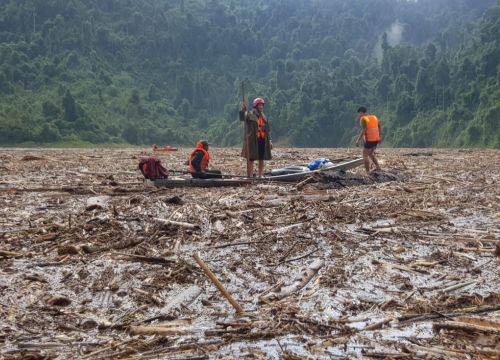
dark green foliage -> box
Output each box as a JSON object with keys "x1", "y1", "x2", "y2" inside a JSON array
[
  {"x1": 38, "y1": 122, "x2": 61, "y2": 142},
  {"x1": 0, "y1": 0, "x2": 498, "y2": 147},
  {"x1": 62, "y1": 90, "x2": 77, "y2": 122},
  {"x1": 42, "y1": 100, "x2": 61, "y2": 119}
]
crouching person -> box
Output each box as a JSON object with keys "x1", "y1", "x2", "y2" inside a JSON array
[{"x1": 188, "y1": 140, "x2": 222, "y2": 179}]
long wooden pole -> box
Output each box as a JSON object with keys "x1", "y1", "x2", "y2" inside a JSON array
[
  {"x1": 241, "y1": 80, "x2": 251, "y2": 176},
  {"x1": 193, "y1": 252, "x2": 244, "y2": 314}
]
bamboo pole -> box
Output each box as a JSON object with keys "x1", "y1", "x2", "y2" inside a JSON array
[{"x1": 193, "y1": 252, "x2": 244, "y2": 314}]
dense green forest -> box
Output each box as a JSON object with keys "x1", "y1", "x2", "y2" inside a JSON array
[{"x1": 0, "y1": 0, "x2": 499, "y2": 147}]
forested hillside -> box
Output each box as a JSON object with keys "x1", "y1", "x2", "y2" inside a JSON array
[{"x1": 0, "y1": 0, "x2": 498, "y2": 147}]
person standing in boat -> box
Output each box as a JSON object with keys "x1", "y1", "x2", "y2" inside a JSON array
[
  {"x1": 355, "y1": 106, "x2": 382, "y2": 173},
  {"x1": 188, "y1": 140, "x2": 222, "y2": 179},
  {"x1": 239, "y1": 97, "x2": 272, "y2": 177}
]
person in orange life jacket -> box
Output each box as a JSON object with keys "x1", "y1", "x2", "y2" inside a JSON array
[
  {"x1": 240, "y1": 97, "x2": 272, "y2": 177},
  {"x1": 355, "y1": 106, "x2": 382, "y2": 173},
  {"x1": 188, "y1": 140, "x2": 222, "y2": 179}
]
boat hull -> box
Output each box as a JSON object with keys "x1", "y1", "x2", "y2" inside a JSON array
[{"x1": 152, "y1": 157, "x2": 364, "y2": 188}]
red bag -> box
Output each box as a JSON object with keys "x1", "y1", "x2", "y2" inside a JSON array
[{"x1": 138, "y1": 157, "x2": 168, "y2": 180}]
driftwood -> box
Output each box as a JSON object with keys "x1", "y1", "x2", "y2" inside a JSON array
[
  {"x1": 1, "y1": 148, "x2": 499, "y2": 359},
  {"x1": 362, "y1": 318, "x2": 392, "y2": 331},
  {"x1": 129, "y1": 320, "x2": 192, "y2": 336},
  {"x1": 296, "y1": 176, "x2": 316, "y2": 190},
  {"x1": 405, "y1": 343, "x2": 469, "y2": 359},
  {"x1": 193, "y1": 252, "x2": 244, "y2": 314},
  {"x1": 144, "y1": 285, "x2": 202, "y2": 323},
  {"x1": 260, "y1": 259, "x2": 324, "y2": 302},
  {"x1": 109, "y1": 252, "x2": 174, "y2": 265},
  {"x1": 433, "y1": 316, "x2": 500, "y2": 334},
  {"x1": 441, "y1": 280, "x2": 477, "y2": 293},
  {"x1": 0, "y1": 250, "x2": 24, "y2": 258},
  {"x1": 154, "y1": 218, "x2": 199, "y2": 229}
]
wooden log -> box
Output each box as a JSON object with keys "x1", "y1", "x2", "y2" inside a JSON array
[
  {"x1": 129, "y1": 325, "x2": 190, "y2": 336},
  {"x1": 407, "y1": 343, "x2": 469, "y2": 359},
  {"x1": 144, "y1": 285, "x2": 202, "y2": 323},
  {"x1": 442, "y1": 280, "x2": 476, "y2": 293},
  {"x1": 398, "y1": 304, "x2": 500, "y2": 323},
  {"x1": 109, "y1": 252, "x2": 174, "y2": 265},
  {"x1": 211, "y1": 239, "x2": 271, "y2": 249},
  {"x1": 130, "y1": 340, "x2": 222, "y2": 358},
  {"x1": 296, "y1": 176, "x2": 316, "y2": 190},
  {"x1": 266, "y1": 222, "x2": 304, "y2": 234},
  {"x1": 0, "y1": 250, "x2": 23, "y2": 258},
  {"x1": 154, "y1": 218, "x2": 199, "y2": 229},
  {"x1": 193, "y1": 252, "x2": 244, "y2": 314},
  {"x1": 260, "y1": 259, "x2": 324, "y2": 302},
  {"x1": 79, "y1": 339, "x2": 135, "y2": 359},
  {"x1": 433, "y1": 320, "x2": 500, "y2": 334},
  {"x1": 362, "y1": 318, "x2": 391, "y2": 331}
]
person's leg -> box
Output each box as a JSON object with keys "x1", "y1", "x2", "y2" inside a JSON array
[
  {"x1": 246, "y1": 160, "x2": 254, "y2": 177},
  {"x1": 257, "y1": 139, "x2": 265, "y2": 177},
  {"x1": 258, "y1": 160, "x2": 264, "y2": 177},
  {"x1": 362, "y1": 148, "x2": 371, "y2": 173},
  {"x1": 369, "y1": 148, "x2": 381, "y2": 170}
]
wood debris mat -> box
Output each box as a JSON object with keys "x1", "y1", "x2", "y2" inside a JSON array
[{"x1": 0, "y1": 147, "x2": 499, "y2": 359}]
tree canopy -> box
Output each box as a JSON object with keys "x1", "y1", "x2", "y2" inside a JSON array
[{"x1": 0, "y1": 0, "x2": 498, "y2": 147}]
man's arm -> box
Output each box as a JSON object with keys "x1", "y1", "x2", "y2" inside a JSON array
[
  {"x1": 239, "y1": 101, "x2": 247, "y2": 122},
  {"x1": 355, "y1": 119, "x2": 366, "y2": 145}
]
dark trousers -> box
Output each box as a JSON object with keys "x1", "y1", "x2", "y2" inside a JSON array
[{"x1": 191, "y1": 170, "x2": 222, "y2": 179}]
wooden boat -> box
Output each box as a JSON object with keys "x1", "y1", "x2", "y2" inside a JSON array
[
  {"x1": 152, "y1": 144, "x2": 178, "y2": 152},
  {"x1": 152, "y1": 157, "x2": 364, "y2": 188}
]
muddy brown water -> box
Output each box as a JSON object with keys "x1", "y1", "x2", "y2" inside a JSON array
[{"x1": 0, "y1": 147, "x2": 499, "y2": 359}]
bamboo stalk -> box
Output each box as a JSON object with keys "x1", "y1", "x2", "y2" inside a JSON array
[{"x1": 193, "y1": 252, "x2": 244, "y2": 314}]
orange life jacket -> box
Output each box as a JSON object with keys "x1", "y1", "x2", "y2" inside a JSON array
[
  {"x1": 360, "y1": 115, "x2": 381, "y2": 142},
  {"x1": 188, "y1": 143, "x2": 210, "y2": 173},
  {"x1": 257, "y1": 115, "x2": 266, "y2": 139}
]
